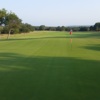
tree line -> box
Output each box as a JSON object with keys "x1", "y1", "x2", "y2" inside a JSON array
[
  {"x1": 0, "y1": 8, "x2": 100, "y2": 37},
  {"x1": 0, "y1": 8, "x2": 35, "y2": 39},
  {"x1": 35, "y1": 23, "x2": 100, "y2": 32}
]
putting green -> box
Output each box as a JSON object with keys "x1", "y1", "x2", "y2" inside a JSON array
[{"x1": 0, "y1": 31, "x2": 100, "y2": 100}]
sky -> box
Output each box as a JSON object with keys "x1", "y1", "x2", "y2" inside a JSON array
[{"x1": 1, "y1": 0, "x2": 100, "y2": 26}]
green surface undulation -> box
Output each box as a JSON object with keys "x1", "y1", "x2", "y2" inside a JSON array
[{"x1": 0, "y1": 31, "x2": 100, "y2": 100}]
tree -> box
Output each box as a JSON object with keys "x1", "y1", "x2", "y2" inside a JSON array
[
  {"x1": 4, "y1": 12, "x2": 22, "y2": 39},
  {"x1": 94, "y1": 22, "x2": 100, "y2": 31},
  {"x1": 39, "y1": 25, "x2": 45, "y2": 30},
  {"x1": 0, "y1": 8, "x2": 7, "y2": 39},
  {"x1": 0, "y1": 26, "x2": 3, "y2": 39},
  {"x1": 19, "y1": 23, "x2": 29, "y2": 33},
  {"x1": 0, "y1": 8, "x2": 36, "y2": 36},
  {"x1": 19, "y1": 23, "x2": 35, "y2": 33},
  {"x1": 79, "y1": 27, "x2": 89, "y2": 31},
  {"x1": 0, "y1": 8, "x2": 7, "y2": 25},
  {"x1": 61, "y1": 26, "x2": 65, "y2": 31},
  {"x1": 90, "y1": 26, "x2": 94, "y2": 31},
  {"x1": 56, "y1": 26, "x2": 61, "y2": 31},
  {"x1": 44, "y1": 26, "x2": 56, "y2": 31}
]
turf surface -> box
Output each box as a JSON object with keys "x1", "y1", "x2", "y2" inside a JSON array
[{"x1": 0, "y1": 31, "x2": 100, "y2": 100}]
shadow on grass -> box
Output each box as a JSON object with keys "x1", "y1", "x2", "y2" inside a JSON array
[
  {"x1": 82, "y1": 44, "x2": 100, "y2": 51},
  {"x1": 0, "y1": 52, "x2": 100, "y2": 100},
  {"x1": 72, "y1": 32, "x2": 100, "y2": 38}
]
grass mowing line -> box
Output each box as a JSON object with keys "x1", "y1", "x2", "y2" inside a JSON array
[
  {"x1": 25, "y1": 38, "x2": 50, "y2": 57},
  {"x1": 0, "y1": 31, "x2": 100, "y2": 100}
]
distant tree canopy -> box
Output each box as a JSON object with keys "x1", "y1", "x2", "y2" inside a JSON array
[
  {"x1": 0, "y1": 8, "x2": 7, "y2": 26},
  {"x1": 94, "y1": 22, "x2": 100, "y2": 31},
  {"x1": 39, "y1": 25, "x2": 45, "y2": 30},
  {"x1": 19, "y1": 23, "x2": 35, "y2": 33},
  {"x1": 0, "y1": 8, "x2": 100, "y2": 36}
]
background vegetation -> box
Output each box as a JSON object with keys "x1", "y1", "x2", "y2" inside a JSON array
[{"x1": 0, "y1": 8, "x2": 100, "y2": 37}]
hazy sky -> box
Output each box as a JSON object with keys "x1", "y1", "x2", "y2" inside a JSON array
[{"x1": 1, "y1": 0, "x2": 100, "y2": 26}]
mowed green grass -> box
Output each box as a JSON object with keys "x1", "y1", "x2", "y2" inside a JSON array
[{"x1": 0, "y1": 31, "x2": 100, "y2": 100}]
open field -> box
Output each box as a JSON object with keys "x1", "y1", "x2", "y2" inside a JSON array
[{"x1": 0, "y1": 31, "x2": 100, "y2": 100}]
